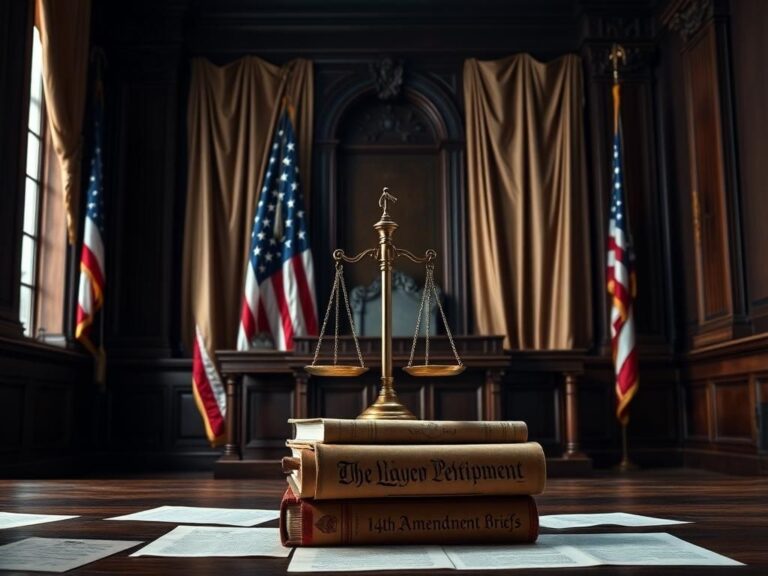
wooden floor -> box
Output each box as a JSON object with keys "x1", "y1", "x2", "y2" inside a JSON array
[{"x1": 0, "y1": 468, "x2": 766, "y2": 575}]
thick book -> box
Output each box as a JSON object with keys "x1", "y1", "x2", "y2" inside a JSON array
[
  {"x1": 288, "y1": 418, "x2": 528, "y2": 445},
  {"x1": 282, "y1": 442, "x2": 546, "y2": 500},
  {"x1": 279, "y1": 489, "x2": 539, "y2": 546}
]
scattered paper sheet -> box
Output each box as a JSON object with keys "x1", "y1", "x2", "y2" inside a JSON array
[
  {"x1": 106, "y1": 505, "x2": 279, "y2": 527},
  {"x1": 288, "y1": 546, "x2": 454, "y2": 572},
  {"x1": 445, "y1": 541, "x2": 598, "y2": 570},
  {"x1": 540, "y1": 512, "x2": 690, "y2": 529},
  {"x1": 446, "y1": 534, "x2": 741, "y2": 570},
  {"x1": 542, "y1": 533, "x2": 743, "y2": 566},
  {"x1": 0, "y1": 537, "x2": 142, "y2": 573},
  {"x1": 130, "y1": 526, "x2": 290, "y2": 558},
  {"x1": 0, "y1": 512, "x2": 79, "y2": 530}
]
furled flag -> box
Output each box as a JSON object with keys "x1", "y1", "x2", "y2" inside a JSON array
[
  {"x1": 192, "y1": 325, "x2": 226, "y2": 444},
  {"x1": 237, "y1": 106, "x2": 318, "y2": 351},
  {"x1": 606, "y1": 82, "x2": 638, "y2": 425},
  {"x1": 75, "y1": 71, "x2": 106, "y2": 383}
]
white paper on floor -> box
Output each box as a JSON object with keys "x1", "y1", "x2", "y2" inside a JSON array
[
  {"x1": 0, "y1": 512, "x2": 79, "y2": 530},
  {"x1": 130, "y1": 526, "x2": 290, "y2": 558},
  {"x1": 0, "y1": 537, "x2": 142, "y2": 573},
  {"x1": 540, "y1": 512, "x2": 690, "y2": 529},
  {"x1": 105, "y1": 505, "x2": 279, "y2": 527}
]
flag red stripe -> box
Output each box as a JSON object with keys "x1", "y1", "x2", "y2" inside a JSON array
[
  {"x1": 192, "y1": 339, "x2": 225, "y2": 439},
  {"x1": 240, "y1": 297, "x2": 256, "y2": 343},
  {"x1": 270, "y1": 272, "x2": 295, "y2": 350},
  {"x1": 616, "y1": 348, "x2": 638, "y2": 396},
  {"x1": 81, "y1": 243, "x2": 105, "y2": 293},
  {"x1": 76, "y1": 304, "x2": 91, "y2": 338},
  {"x1": 291, "y1": 254, "x2": 318, "y2": 335}
]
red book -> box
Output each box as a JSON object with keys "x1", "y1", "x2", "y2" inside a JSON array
[{"x1": 279, "y1": 488, "x2": 539, "y2": 546}]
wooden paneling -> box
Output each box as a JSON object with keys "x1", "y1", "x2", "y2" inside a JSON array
[
  {"x1": 245, "y1": 383, "x2": 294, "y2": 444},
  {"x1": 108, "y1": 76, "x2": 177, "y2": 354},
  {"x1": 0, "y1": 338, "x2": 91, "y2": 475},
  {"x1": 433, "y1": 383, "x2": 482, "y2": 421},
  {"x1": 685, "y1": 383, "x2": 710, "y2": 440},
  {"x1": 0, "y1": 383, "x2": 24, "y2": 451},
  {"x1": 105, "y1": 359, "x2": 219, "y2": 469},
  {"x1": 713, "y1": 379, "x2": 754, "y2": 442},
  {"x1": 176, "y1": 391, "x2": 206, "y2": 441},
  {"x1": 31, "y1": 385, "x2": 71, "y2": 448},
  {"x1": 684, "y1": 24, "x2": 731, "y2": 322},
  {"x1": 503, "y1": 376, "x2": 560, "y2": 449},
  {"x1": 731, "y1": 0, "x2": 768, "y2": 327},
  {"x1": 629, "y1": 377, "x2": 679, "y2": 443},
  {"x1": 315, "y1": 380, "x2": 371, "y2": 419}
]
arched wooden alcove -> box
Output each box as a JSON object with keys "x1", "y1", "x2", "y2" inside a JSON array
[{"x1": 313, "y1": 69, "x2": 468, "y2": 334}]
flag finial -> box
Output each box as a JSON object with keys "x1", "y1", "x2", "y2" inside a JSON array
[{"x1": 609, "y1": 44, "x2": 626, "y2": 84}]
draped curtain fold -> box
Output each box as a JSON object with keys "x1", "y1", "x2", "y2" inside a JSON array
[
  {"x1": 35, "y1": 0, "x2": 91, "y2": 245},
  {"x1": 181, "y1": 57, "x2": 313, "y2": 357},
  {"x1": 464, "y1": 54, "x2": 592, "y2": 350}
]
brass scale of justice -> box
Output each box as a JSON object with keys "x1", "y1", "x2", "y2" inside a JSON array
[{"x1": 305, "y1": 187, "x2": 464, "y2": 420}]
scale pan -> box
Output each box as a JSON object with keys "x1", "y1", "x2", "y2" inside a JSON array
[
  {"x1": 403, "y1": 365, "x2": 466, "y2": 377},
  {"x1": 305, "y1": 365, "x2": 369, "y2": 377}
]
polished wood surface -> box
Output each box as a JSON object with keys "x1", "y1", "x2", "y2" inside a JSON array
[{"x1": 1, "y1": 469, "x2": 765, "y2": 575}]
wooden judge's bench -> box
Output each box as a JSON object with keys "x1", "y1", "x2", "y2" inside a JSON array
[{"x1": 215, "y1": 335, "x2": 591, "y2": 478}]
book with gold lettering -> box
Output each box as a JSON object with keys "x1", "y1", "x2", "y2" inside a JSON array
[
  {"x1": 282, "y1": 442, "x2": 546, "y2": 500},
  {"x1": 279, "y1": 489, "x2": 539, "y2": 546},
  {"x1": 288, "y1": 418, "x2": 528, "y2": 445}
]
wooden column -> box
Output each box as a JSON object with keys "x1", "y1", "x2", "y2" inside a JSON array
[
  {"x1": 222, "y1": 374, "x2": 241, "y2": 461},
  {"x1": 483, "y1": 368, "x2": 503, "y2": 421},
  {"x1": 563, "y1": 373, "x2": 587, "y2": 459},
  {"x1": 294, "y1": 371, "x2": 309, "y2": 420}
]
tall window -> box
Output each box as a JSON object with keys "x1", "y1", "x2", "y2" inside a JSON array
[
  {"x1": 19, "y1": 25, "x2": 68, "y2": 343},
  {"x1": 19, "y1": 27, "x2": 44, "y2": 337}
]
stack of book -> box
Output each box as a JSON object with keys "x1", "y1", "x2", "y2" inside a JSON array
[{"x1": 279, "y1": 418, "x2": 546, "y2": 546}]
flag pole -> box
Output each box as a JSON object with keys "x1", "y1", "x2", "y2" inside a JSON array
[{"x1": 610, "y1": 44, "x2": 637, "y2": 473}]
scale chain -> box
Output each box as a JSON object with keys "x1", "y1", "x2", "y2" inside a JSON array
[
  {"x1": 334, "y1": 266, "x2": 340, "y2": 365},
  {"x1": 339, "y1": 269, "x2": 366, "y2": 368},
  {"x1": 433, "y1": 273, "x2": 463, "y2": 366},
  {"x1": 407, "y1": 270, "x2": 429, "y2": 368},
  {"x1": 311, "y1": 265, "x2": 341, "y2": 366}
]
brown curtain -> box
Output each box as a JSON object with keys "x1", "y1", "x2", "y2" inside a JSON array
[
  {"x1": 464, "y1": 54, "x2": 591, "y2": 350},
  {"x1": 35, "y1": 0, "x2": 91, "y2": 245},
  {"x1": 181, "y1": 57, "x2": 313, "y2": 359}
]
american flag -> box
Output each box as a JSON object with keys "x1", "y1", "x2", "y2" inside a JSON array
[
  {"x1": 607, "y1": 83, "x2": 638, "y2": 425},
  {"x1": 75, "y1": 76, "x2": 106, "y2": 378},
  {"x1": 237, "y1": 108, "x2": 318, "y2": 351}
]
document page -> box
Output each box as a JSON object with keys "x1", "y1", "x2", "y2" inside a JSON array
[
  {"x1": 0, "y1": 537, "x2": 142, "y2": 573},
  {"x1": 542, "y1": 533, "x2": 743, "y2": 566},
  {"x1": 106, "y1": 505, "x2": 279, "y2": 526},
  {"x1": 130, "y1": 526, "x2": 290, "y2": 558},
  {"x1": 0, "y1": 512, "x2": 78, "y2": 530},
  {"x1": 288, "y1": 546, "x2": 454, "y2": 572},
  {"x1": 445, "y1": 542, "x2": 598, "y2": 570},
  {"x1": 540, "y1": 512, "x2": 689, "y2": 529}
]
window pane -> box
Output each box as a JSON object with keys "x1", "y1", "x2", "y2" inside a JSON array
[
  {"x1": 21, "y1": 234, "x2": 36, "y2": 285},
  {"x1": 23, "y1": 177, "x2": 39, "y2": 235},
  {"x1": 19, "y1": 285, "x2": 33, "y2": 337},
  {"x1": 30, "y1": 29, "x2": 43, "y2": 101},
  {"x1": 29, "y1": 29, "x2": 44, "y2": 135},
  {"x1": 25, "y1": 132, "x2": 40, "y2": 177},
  {"x1": 28, "y1": 93, "x2": 42, "y2": 135}
]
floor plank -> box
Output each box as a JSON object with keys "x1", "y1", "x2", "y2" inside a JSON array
[{"x1": 0, "y1": 468, "x2": 765, "y2": 575}]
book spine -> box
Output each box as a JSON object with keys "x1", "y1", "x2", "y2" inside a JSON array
[
  {"x1": 323, "y1": 420, "x2": 528, "y2": 444},
  {"x1": 282, "y1": 495, "x2": 539, "y2": 546},
  {"x1": 311, "y1": 442, "x2": 546, "y2": 500}
]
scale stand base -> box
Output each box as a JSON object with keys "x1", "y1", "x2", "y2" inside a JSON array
[{"x1": 357, "y1": 378, "x2": 416, "y2": 420}]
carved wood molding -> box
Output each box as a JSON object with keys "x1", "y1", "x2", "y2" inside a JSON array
[{"x1": 663, "y1": 0, "x2": 714, "y2": 42}]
